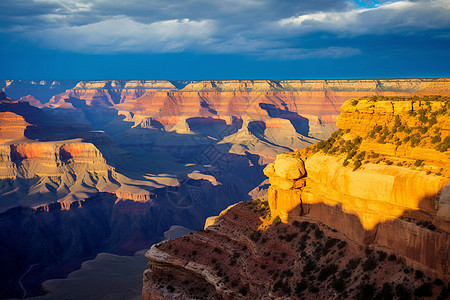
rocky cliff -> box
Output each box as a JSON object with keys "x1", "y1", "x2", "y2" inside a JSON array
[
  {"x1": 142, "y1": 95, "x2": 450, "y2": 299},
  {"x1": 0, "y1": 112, "x2": 29, "y2": 143},
  {"x1": 0, "y1": 138, "x2": 162, "y2": 213},
  {"x1": 54, "y1": 79, "x2": 450, "y2": 125},
  {"x1": 264, "y1": 95, "x2": 450, "y2": 277},
  {"x1": 41, "y1": 78, "x2": 450, "y2": 162}
]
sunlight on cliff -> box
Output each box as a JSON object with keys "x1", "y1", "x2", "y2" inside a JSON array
[{"x1": 265, "y1": 96, "x2": 450, "y2": 230}]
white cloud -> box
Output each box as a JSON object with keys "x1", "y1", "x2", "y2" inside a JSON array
[
  {"x1": 260, "y1": 47, "x2": 362, "y2": 60},
  {"x1": 28, "y1": 17, "x2": 215, "y2": 53},
  {"x1": 34, "y1": 0, "x2": 93, "y2": 13},
  {"x1": 279, "y1": 0, "x2": 450, "y2": 35},
  {"x1": 2, "y1": 0, "x2": 449, "y2": 59}
]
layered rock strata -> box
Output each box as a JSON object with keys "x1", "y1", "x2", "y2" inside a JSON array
[
  {"x1": 0, "y1": 112, "x2": 29, "y2": 143},
  {"x1": 265, "y1": 96, "x2": 450, "y2": 277},
  {"x1": 0, "y1": 139, "x2": 157, "y2": 212},
  {"x1": 48, "y1": 78, "x2": 450, "y2": 132},
  {"x1": 142, "y1": 95, "x2": 449, "y2": 299}
]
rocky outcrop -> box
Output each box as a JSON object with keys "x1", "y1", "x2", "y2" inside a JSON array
[
  {"x1": 18, "y1": 95, "x2": 44, "y2": 108},
  {"x1": 264, "y1": 96, "x2": 450, "y2": 277},
  {"x1": 142, "y1": 95, "x2": 450, "y2": 299},
  {"x1": 0, "y1": 139, "x2": 160, "y2": 212},
  {"x1": 38, "y1": 79, "x2": 450, "y2": 164},
  {"x1": 142, "y1": 200, "x2": 449, "y2": 300},
  {"x1": 47, "y1": 78, "x2": 450, "y2": 136},
  {"x1": 0, "y1": 112, "x2": 29, "y2": 143}
]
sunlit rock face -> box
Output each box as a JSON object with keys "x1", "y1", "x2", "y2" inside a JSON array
[
  {"x1": 265, "y1": 96, "x2": 450, "y2": 276},
  {"x1": 0, "y1": 112, "x2": 29, "y2": 143},
  {"x1": 47, "y1": 78, "x2": 450, "y2": 134}
]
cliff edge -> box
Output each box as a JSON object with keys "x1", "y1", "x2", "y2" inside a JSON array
[{"x1": 142, "y1": 95, "x2": 449, "y2": 299}]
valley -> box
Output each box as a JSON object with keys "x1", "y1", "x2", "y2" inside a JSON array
[
  {"x1": 142, "y1": 95, "x2": 450, "y2": 299},
  {"x1": 0, "y1": 79, "x2": 449, "y2": 299}
]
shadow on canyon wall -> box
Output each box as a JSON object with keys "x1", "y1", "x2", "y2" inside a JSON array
[
  {"x1": 284, "y1": 193, "x2": 449, "y2": 279},
  {"x1": 259, "y1": 103, "x2": 310, "y2": 136},
  {"x1": 0, "y1": 171, "x2": 253, "y2": 298}
]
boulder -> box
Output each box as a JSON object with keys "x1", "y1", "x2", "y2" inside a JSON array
[{"x1": 273, "y1": 154, "x2": 305, "y2": 180}]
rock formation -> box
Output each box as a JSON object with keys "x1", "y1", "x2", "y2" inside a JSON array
[
  {"x1": 264, "y1": 95, "x2": 450, "y2": 277},
  {"x1": 1, "y1": 80, "x2": 78, "y2": 103},
  {"x1": 0, "y1": 112, "x2": 29, "y2": 143},
  {"x1": 19, "y1": 95, "x2": 44, "y2": 108},
  {"x1": 2, "y1": 80, "x2": 450, "y2": 298},
  {"x1": 38, "y1": 78, "x2": 450, "y2": 161},
  {"x1": 142, "y1": 95, "x2": 450, "y2": 299}
]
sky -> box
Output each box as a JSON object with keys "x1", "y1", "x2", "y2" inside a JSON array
[{"x1": 0, "y1": 0, "x2": 449, "y2": 80}]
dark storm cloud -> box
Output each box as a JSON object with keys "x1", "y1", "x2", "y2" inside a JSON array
[{"x1": 0, "y1": 0, "x2": 449, "y2": 59}]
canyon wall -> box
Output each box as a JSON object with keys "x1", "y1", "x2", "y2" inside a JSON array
[
  {"x1": 49, "y1": 78, "x2": 450, "y2": 126},
  {"x1": 39, "y1": 78, "x2": 450, "y2": 162},
  {"x1": 142, "y1": 95, "x2": 449, "y2": 299},
  {"x1": 265, "y1": 96, "x2": 450, "y2": 277}
]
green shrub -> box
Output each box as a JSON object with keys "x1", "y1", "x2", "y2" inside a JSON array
[
  {"x1": 239, "y1": 286, "x2": 249, "y2": 296},
  {"x1": 353, "y1": 160, "x2": 362, "y2": 171},
  {"x1": 355, "y1": 151, "x2": 366, "y2": 160},
  {"x1": 377, "y1": 251, "x2": 387, "y2": 262},
  {"x1": 295, "y1": 280, "x2": 308, "y2": 294},
  {"x1": 248, "y1": 230, "x2": 261, "y2": 242},
  {"x1": 394, "y1": 115, "x2": 402, "y2": 127},
  {"x1": 438, "y1": 287, "x2": 449, "y2": 300},
  {"x1": 388, "y1": 254, "x2": 397, "y2": 261},
  {"x1": 167, "y1": 285, "x2": 175, "y2": 293},
  {"x1": 435, "y1": 136, "x2": 450, "y2": 152},
  {"x1": 379, "y1": 283, "x2": 394, "y2": 300},
  {"x1": 339, "y1": 269, "x2": 351, "y2": 279},
  {"x1": 414, "y1": 283, "x2": 433, "y2": 297},
  {"x1": 362, "y1": 257, "x2": 377, "y2": 271},
  {"x1": 325, "y1": 238, "x2": 338, "y2": 249},
  {"x1": 294, "y1": 221, "x2": 309, "y2": 231},
  {"x1": 331, "y1": 277, "x2": 346, "y2": 292},
  {"x1": 318, "y1": 264, "x2": 338, "y2": 281},
  {"x1": 346, "y1": 150, "x2": 357, "y2": 160},
  {"x1": 414, "y1": 159, "x2": 424, "y2": 167},
  {"x1": 429, "y1": 115, "x2": 437, "y2": 125},
  {"x1": 431, "y1": 135, "x2": 442, "y2": 144},
  {"x1": 337, "y1": 241, "x2": 347, "y2": 249},
  {"x1": 374, "y1": 125, "x2": 383, "y2": 133},
  {"x1": 359, "y1": 284, "x2": 376, "y2": 299},
  {"x1": 314, "y1": 228, "x2": 323, "y2": 239},
  {"x1": 346, "y1": 258, "x2": 361, "y2": 270},
  {"x1": 272, "y1": 215, "x2": 281, "y2": 225},
  {"x1": 396, "y1": 284, "x2": 411, "y2": 300},
  {"x1": 302, "y1": 259, "x2": 316, "y2": 276}
]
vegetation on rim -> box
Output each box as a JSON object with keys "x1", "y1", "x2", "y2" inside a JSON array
[{"x1": 305, "y1": 95, "x2": 449, "y2": 175}]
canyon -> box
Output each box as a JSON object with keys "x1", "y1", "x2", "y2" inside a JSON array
[
  {"x1": 0, "y1": 79, "x2": 449, "y2": 299},
  {"x1": 143, "y1": 95, "x2": 450, "y2": 299}
]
